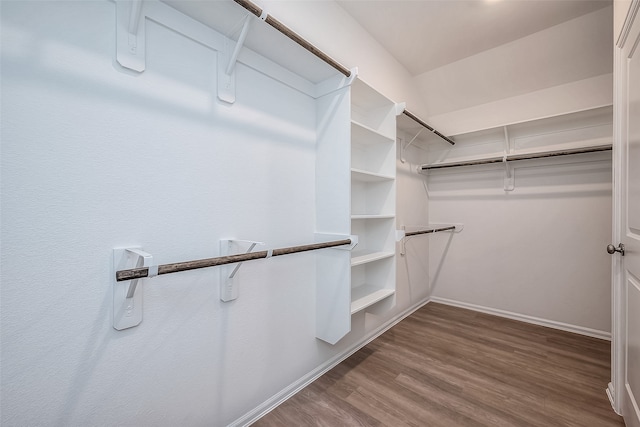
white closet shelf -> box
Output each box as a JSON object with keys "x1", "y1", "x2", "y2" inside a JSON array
[
  {"x1": 351, "y1": 168, "x2": 395, "y2": 182},
  {"x1": 351, "y1": 214, "x2": 395, "y2": 220},
  {"x1": 351, "y1": 286, "x2": 395, "y2": 314},
  {"x1": 351, "y1": 121, "x2": 394, "y2": 145},
  {"x1": 351, "y1": 78, "x2": 395, "y2": 110},
  {"x1": 351, "y1": 250, "x2": 395, "y2": 266},
  {"x1": 420, "y1": 144, "x2": 612, "y2": 171}
]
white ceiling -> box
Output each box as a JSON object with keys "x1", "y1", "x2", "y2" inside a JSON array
[{"x1": 336, "y1": 0, "x2": 611, "y2": 76}]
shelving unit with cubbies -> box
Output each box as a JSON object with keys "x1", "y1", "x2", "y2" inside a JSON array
[
  {"x1": 349, "y1": 78, "x2": 397, "y2": 315},
  {"x1": 314, "y1": 75, "x2": 398, "y2": 344}
]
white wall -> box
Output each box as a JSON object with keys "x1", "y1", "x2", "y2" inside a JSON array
[
  {"x1": 413, "y1": 6, "x2": 615, "y2": 338},
  {"x1": 0, "y1": 1, "x2": 616, "y2": 426},
  {"x1": 427, "y1": 109, "x2": 614, "y2": 337},
  {"x1": 395, "y1": 140, "x2": 432, "y2": 311},
  {"x1": 0, "y1": 2, "x2": 317, "y2": 424},
  {"x1": 422, "y1": 6, "x2": 614, "y2": 136},
  {"x1": 416, "y1": 6, "x2": 613, "y2": 118},
  {"x1": 428, "y1": 162, "x2": 613, "y2": 336},
  {"x1": 0, "y1": 1, "x2": 437, "y2": 425},
  {"x1": 426, "y1": 74, "x2": 613, "y2": 136}
]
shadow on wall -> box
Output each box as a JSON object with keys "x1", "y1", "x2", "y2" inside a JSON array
[
  {"x1": 1, "y1": 18, "x2": 315, "y2": 151},
  {"x1": 427, "y1": 232, "x2": 455, "y2": 295}
]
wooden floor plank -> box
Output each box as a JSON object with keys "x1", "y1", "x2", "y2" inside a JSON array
[{"x1": 253, "y1": 303, "x2": 624, "y2": 426}]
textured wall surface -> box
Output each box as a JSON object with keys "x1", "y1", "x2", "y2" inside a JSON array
[{"x1": 0, "y1": 2, "x2": 436, "y2": 425}]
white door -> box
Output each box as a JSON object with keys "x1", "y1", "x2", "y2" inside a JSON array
[{"x1": 612, "y1": 1, "x2": 640, "y2": 426}]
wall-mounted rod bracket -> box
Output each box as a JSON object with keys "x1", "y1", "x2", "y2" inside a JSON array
[
  {"x1": 113, "y1": 247, "x2": 154, "y2": 330},
  {"x1": 400, "y1": 127, "x2": 424, "y2": 164},
  {"x1": 402, "y1": 109, "x2": 455, "y2": 146},
  {"x1": 125, "y1": 248, "x2": 155, "y2": 298},
  {"x1": 220, "y1": 239, "x2": 265, "y2": 302},
  {"x1": 219, "y1": 14, "x2": 253, "y2": 104},
  {"x1": 128, "y1": 0, "x2": 143, "y2": 35},
  {"x1": 116, "y1": 0, "x2": 146, "y2": 72},
  {"x1": 503, "y1": 156, "x2": 515, "y2": 191},
  {"x1": 225, "y1": 15, "x2": 252, "y2": 76},
  {"x1": 503, "y1": 126, "x2": 511, "y2": 154}
]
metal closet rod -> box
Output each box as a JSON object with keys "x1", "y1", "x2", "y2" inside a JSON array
[
  {"x1": 232, "y1": 0, "x2": 456, "y2": 150},
  {"x1": 233, "y1": 0, "x2": 351, "y2": 78},
  {"x1": 116, "y1": 238, "x2": 352, "y2": 282},
  {"x1": 421, "y1": 144, "x2": 613, "y2": 171},
  {"x1": 402, "y1": 110, "x2": 455, "y2": 146},
  {"x1": 405, "y1": 226, "x2": 456, "y2": 237}
]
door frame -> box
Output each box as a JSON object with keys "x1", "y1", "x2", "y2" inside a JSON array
[{"x1": 610, "y1": 0, "x2": 639, "y2": 417}]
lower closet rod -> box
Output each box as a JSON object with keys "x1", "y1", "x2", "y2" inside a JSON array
[
  {"x1": 405, "y1": 226, "x2": 456, "y2": 237},
  {"x1": 116, "y1": 238, "x2": 352, "y2": 282}
]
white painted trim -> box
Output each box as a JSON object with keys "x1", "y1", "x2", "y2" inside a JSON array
[
  {"x1": 429, "y1": 297, "x2": 611, "y2": 341},
  {"x1": 230, "y1": 296, "x2": 432, "y2": 426},
  {"x1": 607, "y1": 382, "x2": 621, "y2": 415},
  {"x1": 625, "y1": 383, "x2": 640, "y2": 427},
  {"x1": 617, "y1": 0, "x2": 640, "y2": 48},
  {"x1": 611, "y1": 10, "x2": 630, "y2": 412}
]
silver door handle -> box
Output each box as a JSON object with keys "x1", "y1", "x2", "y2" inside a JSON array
[{"x1": 607, "y1": 243, "x2": 625, "y2": 256}]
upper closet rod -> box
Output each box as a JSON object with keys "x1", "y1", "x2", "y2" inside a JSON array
[
  {"x1": 421, "y1": 144, "x2": 612, "y2": 171},
  {"x1": 403, "y1": 110, "x2": 455, "y2": 146},
  {"x1": 116, "y1": 238, "x2": 352, "y2": 282},
  {"x1": 233, "y1": 0, "x2": 351, "y2": 78}
]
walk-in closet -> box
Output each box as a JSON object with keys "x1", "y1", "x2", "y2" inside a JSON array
[{"x1": 1, "y1": 0, "x2": 638, "y2": 426}]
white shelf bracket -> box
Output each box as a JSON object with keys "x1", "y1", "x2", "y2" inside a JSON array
[
  {"x1": 401, "y1": 127, "x2": 424, "y2": 164},
  {"x1": 504, "y1": 156, "x2": 515, "y2": 191},
  {"x1": 503, "y1": 125, "x2": 511, "y2": 154},
  {"x1": 502, "y1": 125, "x2": 515, "y2": 190},
  {"x1": 218, "y1": 15, "x2": 253, "y2": 104},
  {"x1": 220, "y1": 239, "x2": 264, "y2": 302},
  {"x1": 217, "y1": 41, "x2": 235, "y2": 104},
  {"x1": 225, "y1": 15, "x2": 251, "y2": 76},
  {"x1": 400, "y1": 226, "x2": 407, "y2": 256},
  {"x1": 116, "y1": 0, "x2": 146, "y2": 72},
  {"x1": 113, "y1": 247, "x2": 154, "y2": 330}
]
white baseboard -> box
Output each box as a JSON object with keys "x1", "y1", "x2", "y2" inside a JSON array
[
  {"x1": 625, "y1": 384, "x2": 640, "y2": 427},
  {"x1": 429, "y1": 297, "x2": 611, "y2": 341},
  {"x1": 231, "y1": 297, "x2": 432, "y2": 427}
]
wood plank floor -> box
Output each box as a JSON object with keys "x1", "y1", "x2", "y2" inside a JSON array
[{"x1": 254, "y1": 303, "x2": 625, "y2": 427}]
